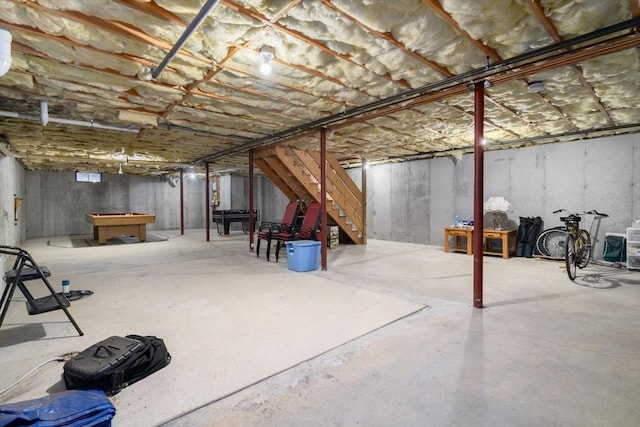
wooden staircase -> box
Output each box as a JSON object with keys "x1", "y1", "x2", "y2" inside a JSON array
[{"x1": 254, "y1": 145, "x2": 365, "y2": 244}]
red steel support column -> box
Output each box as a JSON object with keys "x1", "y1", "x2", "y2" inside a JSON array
[
  {"x1": 320, "y1": 128, "x2": 328, "y2": 271},
  {"x1": 473, "y1": 82, "x2": 485, "y2": 308},
  {"x1": 180, "y1": 169, "x2": 185, "y2": 235},
  {"x1": 205, "y1": 162, "x2": 210, "y2": 242},
  {"x1": 249, "y1": 149, "x2": 255, "y2": 251},
  {"x1": 361, "y1": 158, "x2": 367, "y2": 244}
]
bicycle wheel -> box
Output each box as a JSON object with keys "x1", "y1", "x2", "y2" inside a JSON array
[
  {"x1": 537, "y1": 229, "x2": 567, "y2": 259},
  {"x1": 565, "y1": 233, "x2": 577, "y2": 280},
  {"x1": 535, "y1": 228, "x2": 557, "y2": 257},
  {"x1": 577, "y1": 230, "x2": 592, "y2": 269},
  {"x1": 535, "y1": 229, "x2": 551, "y2": 256}
]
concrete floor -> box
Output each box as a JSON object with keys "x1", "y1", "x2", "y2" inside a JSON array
[{"x1": 1, "y1": 229, "x2": 639, "y2": 427}]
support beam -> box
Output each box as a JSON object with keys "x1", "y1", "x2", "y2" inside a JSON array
[
  {"x1": 473, "y1": 82, "x2": 485, "y2": 308},
  {"x1": 206, "y1": 162, "x2": 210, "y2": 242},
  {"x1": 361, "y1": 158, "x2": 368, "y2": 244},
  {"x1": 320, "y1": 128, "x2": 328, "y2": 271},
  {"x1": 249, "y1": 149, "x2": 255, "y2": 251},
  {"x1": 180, "y1": 169, "x2": 185, "y2": 235}
]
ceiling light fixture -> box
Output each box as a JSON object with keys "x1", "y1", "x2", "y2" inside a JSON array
[
  {"x1": 0, "y1": 28, "x2": 12, "y2": 77},
  {"x1": 259, "y1": 46, "x2": 274, "y2": 75},
  {"x1": 527, "y1": 81, "x2": 545, "y2": 93}
]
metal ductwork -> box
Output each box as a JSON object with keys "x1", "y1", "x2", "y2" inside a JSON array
[{"x1": 151, "y1": 0, "x2": 221, "y2": 79}]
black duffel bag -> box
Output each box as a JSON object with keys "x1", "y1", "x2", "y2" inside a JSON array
[{"x1": 63, "y1": 334, "x2": 171, "y2": 396}]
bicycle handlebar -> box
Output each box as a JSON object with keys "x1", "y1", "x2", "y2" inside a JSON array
[
  {"x1": 585, "y1": 209, "x2": 608, "y2": 218},
  {"x1": 553, "y1": 209, "x2": 608, "y2": 217}
]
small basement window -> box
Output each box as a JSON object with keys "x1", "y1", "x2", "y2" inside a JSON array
[{"x1": 75, "y1": 172, "x2": 102, "y2": 183}]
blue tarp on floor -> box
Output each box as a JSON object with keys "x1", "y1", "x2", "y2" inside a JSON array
[{"x1": 0, "y1": 389, "x2": 115, "y2": 427}]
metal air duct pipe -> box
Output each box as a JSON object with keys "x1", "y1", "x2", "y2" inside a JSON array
[{"x1": 151, "y1": 0, "x2": 220, "y2": 79}]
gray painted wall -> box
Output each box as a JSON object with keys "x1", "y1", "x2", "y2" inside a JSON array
[
  {"x1": 0, "y1": 154, "x2": 25, "y2": 274},
  {"x1": 212, "y1": 174, "x2": 266, "y2": 233},
  {"x1": 254, "y1": 175, "x2": 289, "y2": 224},
  {"x1": 0, "y1": 154, "x2": 26, "y2": 246},
  {"x1": 345, "y1": 134, "x2": 639, "y2": 251},
  {"x1": 21, "y1": 169, "x2": 290, "y2": 239},
  {"x1": 24, "y1": 171, "x2": 206, "y2": 238},
  {"x1": 13, "y1": 133, "x2": 640, "y2": 255}
]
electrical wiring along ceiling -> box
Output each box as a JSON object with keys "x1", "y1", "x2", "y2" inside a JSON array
[{"x1": 0, "y1": 0, "x2": 638, "y2": 176}]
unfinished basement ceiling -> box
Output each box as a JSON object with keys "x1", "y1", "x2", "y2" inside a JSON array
[{"x1": 0, "y1": 0, "x2": 639, "y2": 176}]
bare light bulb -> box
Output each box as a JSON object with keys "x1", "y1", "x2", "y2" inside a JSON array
[
  {"x1": 259, "y1": 46, "x2": 274, "y2": 76},
  {"x1": 260, "y1": 61, "x2": 271, "y2": 75}
]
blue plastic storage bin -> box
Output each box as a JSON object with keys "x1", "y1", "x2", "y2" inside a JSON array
[{"x1": 286, "y1": 240, "x2": 321, "y2": 272}]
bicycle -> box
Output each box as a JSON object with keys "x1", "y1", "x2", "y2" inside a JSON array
[
  {"x1": 558, "y1": 211, "x2": 592, "y2": 280},
  {"x1": 544, "y1": 209, "x2": 609, "y2": 280},
  {"x1": 535, "y1": 210, "x2": 608, "y2": 264}
]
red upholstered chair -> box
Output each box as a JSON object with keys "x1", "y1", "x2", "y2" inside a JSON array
[
  {"x1": 256, "y1": 201, "x2": 300, "y2": 261},
  {"x1": 274, "y1": 202, "x2": 322, "y2": 262}
]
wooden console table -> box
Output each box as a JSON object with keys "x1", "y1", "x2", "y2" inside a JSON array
[{"x1": 444, "y1": 227, "x2": 517, "y2": 259}]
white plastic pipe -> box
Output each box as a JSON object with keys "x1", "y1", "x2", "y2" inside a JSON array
[
  {"x1": 48, "y1": 117, "x2": 139, "y2": 132},
  {"x1": 40, "y1": 100, "x2": 48, "y2": 126},
  {"x1": 0, "y1": 28, "x2": 11, "y2": 77},
  {"x1": 0, "y1": 110, "x2": 139, "y2": 132}
]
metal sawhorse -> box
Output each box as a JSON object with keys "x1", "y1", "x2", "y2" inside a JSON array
[{"x1": 1, "y1": 245, "x2": 83, "y2": 336}]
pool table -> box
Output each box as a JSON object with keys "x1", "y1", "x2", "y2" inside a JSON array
[{"x1": 85, "y1": 213, "x2": 156, "y2": 244}]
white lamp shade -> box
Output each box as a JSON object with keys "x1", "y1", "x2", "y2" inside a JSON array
[
  {"x1": 483, "y1": 196, "x2": 512, "y2": 212},
  {"x1": 0, "y1": 28, "x2": 12, "y2": 77}
]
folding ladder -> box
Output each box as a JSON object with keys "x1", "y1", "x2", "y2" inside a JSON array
[{"x1": 1, "y1": 245, "x2": 83, "y2": 336}]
